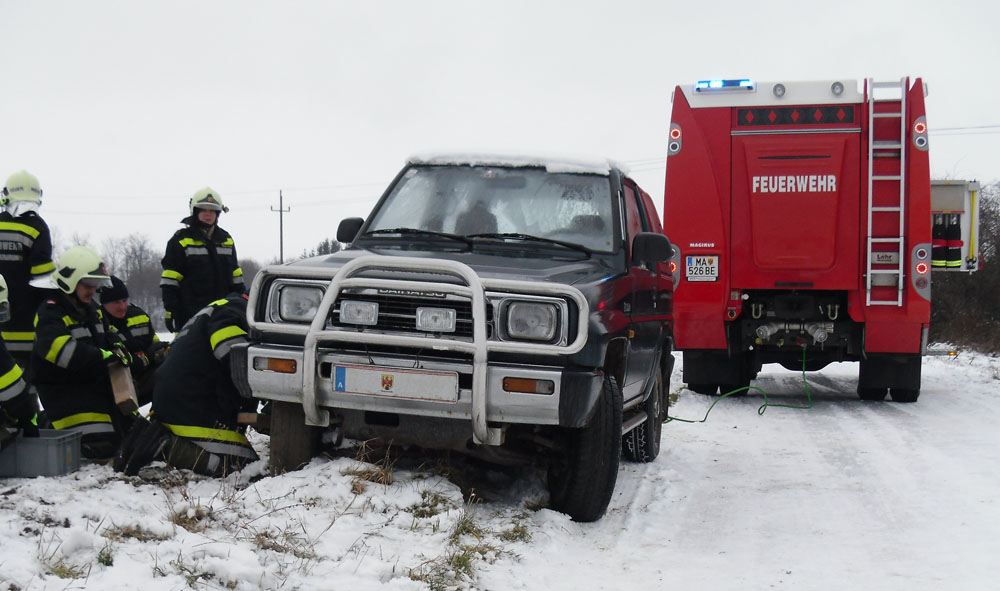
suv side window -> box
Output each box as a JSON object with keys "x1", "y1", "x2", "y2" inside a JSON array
[{"x1": 623, "y1": 182, "x2": 648, "y2": 259}]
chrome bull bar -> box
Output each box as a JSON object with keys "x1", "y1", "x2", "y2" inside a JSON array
[{"x1": 247, "y1": 255, "x2": 589, "y2": 445}]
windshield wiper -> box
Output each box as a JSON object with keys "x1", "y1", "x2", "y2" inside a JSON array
[
  {"x1": 361, "y1": 228, "x2": 473, "y2": 248},
  {"x1": 467, "y1": 233, "x2": 592, "y2": 256}
]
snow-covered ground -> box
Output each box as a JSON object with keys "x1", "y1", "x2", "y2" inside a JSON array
[{"x1": 2, "y1": 351, "x2": 998, "y2": 590}]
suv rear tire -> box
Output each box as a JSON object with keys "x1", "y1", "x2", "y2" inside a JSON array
[{"x1": 548, "y1": 375, "x2": 623, "y2": 522}]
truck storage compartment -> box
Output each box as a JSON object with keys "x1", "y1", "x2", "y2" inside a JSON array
[{"x1": 731, "y1": 132, "x2": 861, "y2": 288}]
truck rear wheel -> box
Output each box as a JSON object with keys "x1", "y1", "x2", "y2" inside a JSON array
[
  {"x1": 548, "y1": 375, "x2": 623, "y2": 522},
  {"x1": 269, "y1": 401, "x2": 317, "y2": 474},
  {"x1": 688, "y1": 383, "x2": 717, "y2": 395},
  {"x1": 858, "y1": 387, "x2": 888, "y2": 401},
  {"x1": 889, "y1": 388, "x2": 920, "y2": 403},
  {"x1": 624, "y1": 366, "x2": 667, "y2": 463}
]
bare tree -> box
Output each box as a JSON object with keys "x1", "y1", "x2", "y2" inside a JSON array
[{"x1": 97, "y1": 233, "x2": 164, "y2": 328}]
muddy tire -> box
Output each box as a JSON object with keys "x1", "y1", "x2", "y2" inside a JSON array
[
  {"x1": 624, "y1": 367, "x2": 666, "y2": 463},
  {"x1": 548, "y1": 375, "x2": 623, "y2": 522},
  {"x1": 269, "y1": 401, "x2": 317, "y2": 474}
]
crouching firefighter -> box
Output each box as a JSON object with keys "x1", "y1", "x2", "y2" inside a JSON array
[
  {"x1": 1, "y1": 273, "x2": 39, "y2": 451},
  {"x1": 99, "y1": 275, "x2": 167, "y2": 406},
  {"x1": 115, "y1": 292, "x2": 259, "y2": 477},
  {"x1": 30, "y1": 247, "x2": 134, "y2": 459}
]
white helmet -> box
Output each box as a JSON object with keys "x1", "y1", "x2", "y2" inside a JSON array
[
  {"x1": 0, "y1": 273, "x2": 10, "y2": 323},
  {"x1": 52, "y1": 246, "x2": 112, "y2": 294},
  {"x1": 189, "y1": 187, "x2": 229, "y2": 215},
  {"x1": 2, "y1": 170, "x2": 43, "y2": 206}
]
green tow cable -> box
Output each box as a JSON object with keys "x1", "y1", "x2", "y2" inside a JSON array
[{"x1": 666, "y1": 346, "x2": 814, "y2": 424}]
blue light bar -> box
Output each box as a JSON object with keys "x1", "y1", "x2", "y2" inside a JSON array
[{"x1": 695, "y1": 78, "x2": 756, "y2": 92}]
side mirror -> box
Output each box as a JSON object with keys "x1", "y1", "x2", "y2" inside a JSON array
[
  {"x1": 337, "y1": 217, "x2": 365, "y2": 243},
  {"x1": 631, "y1": 232, "x2": 673, "y2": 266}
]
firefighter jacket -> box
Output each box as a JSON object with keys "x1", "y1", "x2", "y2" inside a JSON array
[
  {"x1": 0, "y1": 336, "x2": 32, "y2": 423},
  {"x1": 160, "y1": 222, "x2": 245, "y2": 329},
  {"x1": 151, "y1": 294, "x2": 257, "y2": 465},
  {"x1": 30, "y1": 293, "x2": 125, "y2": 440},
  {"x1": 102, "y1": 303, "x2": 159, "y2": 355},
  {"x1": 0, "y1": 211, "x2": 55, "y2": 357}
]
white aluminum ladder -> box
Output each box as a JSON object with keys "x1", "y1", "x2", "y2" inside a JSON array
[{"x1": 865, "y1": 77, "x2": 908, "y2": 306}]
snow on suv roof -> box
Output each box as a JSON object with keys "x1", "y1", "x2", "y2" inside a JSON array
[{"x1": 407, "y1": 152, "x2": 627, "y2": 175}]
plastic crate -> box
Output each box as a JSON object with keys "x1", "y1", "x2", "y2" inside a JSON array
[{"x1": 0, "y1": 429, "x2": 83, "y2": 477}]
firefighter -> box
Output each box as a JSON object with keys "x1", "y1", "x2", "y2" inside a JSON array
[
  {"x1": 0, "y1": 273, "x2": 38, "y2": 451},
  {"x1": 99, "y1": 275, "x2": 167, "y2": 406},
  {"x1": 160, "y1": 187, "x2": 244, "y2": 332},
  {"x1": 945, "y1": 213, "x2": 964, "y2": 269},
  {"x1": 931, "y1": 213, "x2": 947, "y2": 268},
  {"x1": 115, "y1": 292, "x2": 259, "y2": 477},
  {"x1": 0, "y1": 171, "x2": 55, "y2": 384},
  {"x1": 31, "y1": 246, "x2": 133, "y2": 459}
]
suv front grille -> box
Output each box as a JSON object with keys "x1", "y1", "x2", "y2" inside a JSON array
[{"x1": 331, "y1": 293, "x2": 494, "y2": 339}]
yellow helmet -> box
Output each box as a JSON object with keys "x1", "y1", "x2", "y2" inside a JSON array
[
  {"x1": 0, "y1": 273, "x2": 9, "y2": 323},
  {"x1": 53, "y1": 246, "x2": 112, "y2": 294},
  {"x1": 189, "y1": 187, "x2": 229, "y2": 215},
  {"x1": 2, "y1": 170, "x2": 43, "y2": 205}
]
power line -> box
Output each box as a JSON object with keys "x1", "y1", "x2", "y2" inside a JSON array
[
  {"x1": 55, "y1": 181, "x2": 386, "y2": 201},
  {"x1": 932, "y1": 124, "x2": 1000, "y2": 132}
]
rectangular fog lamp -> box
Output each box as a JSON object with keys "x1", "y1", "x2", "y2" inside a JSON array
[
  {"x1": 415, "y1": 307, "x2": 456, "y2": 332},
  {"x1": 340, "y1": 300, "x2": 378, "y2": 325}
]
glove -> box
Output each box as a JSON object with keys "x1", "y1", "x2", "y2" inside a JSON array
[
  {"x1": 18, "y1": 419, "x2": 39, "y2": 438},
  {"x1": 101, "y1": 347, "x2": 131, "y2": 367},
  {"x1": 3, "y1": 392, "x2": 37, "y2": 428},
  {"x1": 133, "y1": 351, "x2": 151, "y2": 371},
  {"x1": 152, "y1": 344, "x2": 168, "y2": 364},
  {"x1": 165, "y1": 316, "x2": 176, "y2": 333}
]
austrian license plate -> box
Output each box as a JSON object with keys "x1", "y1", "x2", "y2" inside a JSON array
[
  {"x1": 686, "y1": 255, "x2": 719, "y2": 282},
  {"x1": 332, "y1": 364, "x2": 459, "y2": 402}
]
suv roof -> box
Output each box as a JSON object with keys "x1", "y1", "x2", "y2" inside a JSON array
[{"x1": 407, "y1": 152, "x2": 627, "y2": 176}]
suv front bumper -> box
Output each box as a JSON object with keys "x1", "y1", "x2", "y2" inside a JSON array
[
  {"x1": 244, "y1": 345, "x2": 604, "y2": 430},
  {"x1": 245, "y1": 255, "x2": 592, "y2": 445}
]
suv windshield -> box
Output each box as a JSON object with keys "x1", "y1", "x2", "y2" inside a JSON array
[{"x1": 365, "y1": 165, "x2": 616, "y2": 253}]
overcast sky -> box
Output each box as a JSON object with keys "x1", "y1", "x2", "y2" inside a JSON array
[{"x1": 1, "y1": 0, "x2": 997, "y2": 265}]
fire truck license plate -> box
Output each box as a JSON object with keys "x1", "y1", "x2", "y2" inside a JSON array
[
  {"x1": 333, "y1": 364, "x2": 459, "y2": 402},
  {"x1": 686, "y1": 255, "x2": 719, "y2": 281}
]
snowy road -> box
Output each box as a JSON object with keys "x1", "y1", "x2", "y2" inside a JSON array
[
  {"x1": 480, "y1": 353, "x2": 1000, "y2": 591},
  {"x1": 2, "y1": 353, "x2": 998, "y2": 590}
]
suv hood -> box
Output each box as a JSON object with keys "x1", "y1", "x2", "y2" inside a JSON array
[{"x1": 287, "y1": 246, "x2": 620, "y2": 287}]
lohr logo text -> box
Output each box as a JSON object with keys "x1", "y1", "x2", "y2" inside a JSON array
[{"x1": 752, "y1": 175, "x2": 837, "y2": 194}]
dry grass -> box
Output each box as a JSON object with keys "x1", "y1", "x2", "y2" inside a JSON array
[
  {"x1": 409, "y1": 490, "x2": 456, "y2": 519},
  {"x1": 101, "y1": 524, "x2": 171, "y2": 543}
]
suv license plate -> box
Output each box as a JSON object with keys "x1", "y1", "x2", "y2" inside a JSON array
[
  {"x1": 333, "y1": 364, "x2": 459, "y2": 402},
  {"x1": 686, "y1": 255, "x2": 719, "y2": 282}
]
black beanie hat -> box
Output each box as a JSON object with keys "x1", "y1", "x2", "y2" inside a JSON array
[{"x1": 99, "y1": 275, "x2": 129, "y2": 303}]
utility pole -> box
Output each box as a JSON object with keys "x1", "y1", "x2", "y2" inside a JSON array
[{"x1": 270, "y1": 190, "x2": 291, "y2": 263}]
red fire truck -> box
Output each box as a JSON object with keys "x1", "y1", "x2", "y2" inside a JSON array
[{"x1": 663, "y1": 77, "x2": 935, "y2": 402}]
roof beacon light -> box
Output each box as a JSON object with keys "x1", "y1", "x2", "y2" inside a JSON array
[{"x1": 695, "y1": 78, "x2": 755, "y2": 92}]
